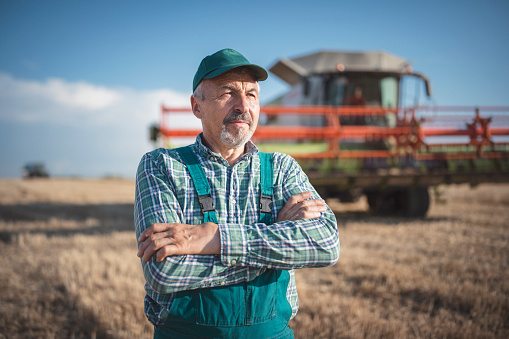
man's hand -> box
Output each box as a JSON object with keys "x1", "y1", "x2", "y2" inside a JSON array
[
  {"x1": 277, "y1": 191, "x2": 327, "y2": 222},
  {"x1": 137, "y1": 222, "x2": 220, "y2": 262}
]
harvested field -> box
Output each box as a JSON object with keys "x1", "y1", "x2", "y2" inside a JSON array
[{"x1": 0, "y1": 178, "x2": 508, "y2": 338}]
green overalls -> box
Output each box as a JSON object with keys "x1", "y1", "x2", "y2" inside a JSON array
[{"x1": 154, "y1": 147, "x2": 294, "y2": 339}]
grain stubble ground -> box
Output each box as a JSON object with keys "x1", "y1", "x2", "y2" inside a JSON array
[{"x1": 0, "y1": 179, "x2": 507, "y2": 338}]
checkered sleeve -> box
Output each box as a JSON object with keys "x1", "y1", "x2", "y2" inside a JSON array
[
  {"x1": 220, "y1": 153, "x2": 340, "y2": 270},
  {"x1": 134, "y1": 150, "x2": 249, "y2": 294}
]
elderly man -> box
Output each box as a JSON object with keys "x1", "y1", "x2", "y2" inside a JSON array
[{"x1": 135, "y1": 48, "x2": 340, "y2": 338}]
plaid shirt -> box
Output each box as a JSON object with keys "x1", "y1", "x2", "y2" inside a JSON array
[{"x1": 134, "y1": 134, "x2": 340, "y2": 326}]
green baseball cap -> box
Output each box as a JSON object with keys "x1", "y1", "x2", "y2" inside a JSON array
[{"x1": 193, "y1": 48, "x2": 268, "y2": 92}]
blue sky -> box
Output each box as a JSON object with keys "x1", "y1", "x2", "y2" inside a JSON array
[{"x1": 1, "y1": 0, "x2": 508, "y2": 178}]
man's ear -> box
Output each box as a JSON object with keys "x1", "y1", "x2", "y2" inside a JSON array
[{"x1": 191, "y1": 96, "x2": 203, "y2": 119}]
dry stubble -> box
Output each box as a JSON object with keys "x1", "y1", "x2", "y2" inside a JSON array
[{"x1": 0, "y1": 179, "x2": 507, "y2": 338}]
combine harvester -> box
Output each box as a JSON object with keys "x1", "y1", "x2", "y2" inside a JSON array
[{"x1": 154, "y1": 51, "x2": 509, "y2": 217}]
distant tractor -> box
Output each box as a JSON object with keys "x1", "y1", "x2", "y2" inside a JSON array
[
  {"x1": 23, "y1": 163, "x2": 50, "y2": 178},
  {"x1": 154, "y1": 50, "x2": 509, "y2": 217}
]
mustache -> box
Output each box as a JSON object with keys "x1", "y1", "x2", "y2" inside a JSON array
[{"x1": 223, "y1": 111, "x2": 253, "y2": 125}]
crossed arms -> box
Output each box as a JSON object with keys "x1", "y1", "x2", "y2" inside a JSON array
[
  {"x1": 134, "y1": 150, "x2": 340, "y2": 294},
  {"x1": 137, "y1": 191, "x2": 326, "y2": 261}
]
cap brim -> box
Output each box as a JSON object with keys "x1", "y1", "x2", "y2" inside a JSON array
[{"x1": 203, "y1": 63, "x2": 268, "y2": 82}]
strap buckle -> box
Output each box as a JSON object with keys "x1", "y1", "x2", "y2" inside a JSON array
[
  {"x1": 198, "y1": 194, "x2": 215, "y2": 212},
  {"x1": 259, "y1": 194, "x2": 273, "y2": 214}
]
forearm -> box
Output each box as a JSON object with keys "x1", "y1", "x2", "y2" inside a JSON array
[
  {"x1": 136, "y1": 215, "x2": 254, "y2": 293},
  {"x1": 217, "y1": 153, "x2": 340, "y2": 270},
  {"x1": 136, "y1": 213, "x2": 240, "y2": 293},
  {"x1": 219, "y1": 210, "x2": 340, "y2": 270}
]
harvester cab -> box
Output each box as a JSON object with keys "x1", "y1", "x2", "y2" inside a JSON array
[{"x1": 267, "y1": 50, "x2": 432, "y2": 126}]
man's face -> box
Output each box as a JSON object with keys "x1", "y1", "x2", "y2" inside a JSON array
[{"x1": 192, "y1": 71, "x2": 260, "y2": 150}]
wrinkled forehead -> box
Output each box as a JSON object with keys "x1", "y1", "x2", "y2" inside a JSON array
[{"x1": 205, "y1": 68, "x2": 259, "y2": 90}]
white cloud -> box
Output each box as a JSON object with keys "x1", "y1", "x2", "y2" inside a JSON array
[
  {"x1": 45, "y1": 78, "x2": 121, "y2": 110},
  {"x1": 0, "y1": 73, "x2": 203, "y2": 178},
  {"x1": 0, "y1": 73, "x2": 194, "y2": 126}
]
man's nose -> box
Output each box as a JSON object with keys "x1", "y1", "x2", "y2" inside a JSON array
[{"x1": 233, "y1": 94, "x2": 250, "y2": 112}]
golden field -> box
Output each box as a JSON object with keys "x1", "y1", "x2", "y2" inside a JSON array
[{"x1": 0, "y1": 178, "x2": 508, "y2": 338}]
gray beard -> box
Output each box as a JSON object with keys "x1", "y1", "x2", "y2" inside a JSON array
[
  {"x1": 220, "y1": 125, "x2": 253, "y2": 148},
  {"x1": 220, "y1": 111, "x2": 254, "y2": 148}
]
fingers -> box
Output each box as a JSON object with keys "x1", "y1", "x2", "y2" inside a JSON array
[
  {"x1": 137, "y1": 223, "x2": 178, "y2": 262},
  {"x1": 138, "y1": 223, "x2": 169, "y2": 242},
  {"x1": 139, "y1": 231, "x2": 190, "y2": 262},
  {"x1": 296, "y1": 199, "x2": 327, "y2": 218},
  {"x1": 286, "y1": 191, "x2": 314, "y2": 205},
  {"x1": 137, "y1": 222, "x2": 220, "y2": 262},
  {"x1": 137, "y1": 231, "x2": 168, "y2": 262},
  {"x1": 277, "y1": 192, "x2": 327, "y2": 222},
  {"x1": 289, "y1": 199, "x2": 326, "y2": 220},
  {"x1": 141, "y1": 236, "x2": 176, "y2": 262}
]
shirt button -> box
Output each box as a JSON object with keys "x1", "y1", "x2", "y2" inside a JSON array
[
  {"x1": 267, "y1": 264, "x2": 272, "y2": 269},
  {"x1": 221, "y1": 281, "x2": 226, "y2": 285},
  {"x1": 231, "y1": 259, "x2": 237, "y2": 265}
]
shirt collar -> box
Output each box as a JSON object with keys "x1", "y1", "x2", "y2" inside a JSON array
[{"x1": 194, "y1": 133, "x2": 258, "y2": 162}]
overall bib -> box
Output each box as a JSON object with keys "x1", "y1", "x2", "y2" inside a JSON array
[{"x1": 154, "y1": 147, "x2": 293, "y2": 339}]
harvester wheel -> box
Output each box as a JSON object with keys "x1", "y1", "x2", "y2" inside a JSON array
[
  {"x1": 398, "y1": 187, "x2": 430, "y2": 217},
  {"x1": 366, "y1": 187, "x2": 430, "y2": 217},
  {"x1": 366, "y1": 191, "x2": 398, "y2": 215}
]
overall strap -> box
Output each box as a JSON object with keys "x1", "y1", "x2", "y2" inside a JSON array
[
  {"x1": 258, "y1": 152, "x2": 274, "y2": 224},
  {"x1": 176, "y1": 146, "x2": 219, "y2": 223}
]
